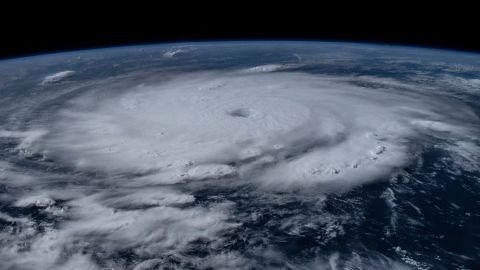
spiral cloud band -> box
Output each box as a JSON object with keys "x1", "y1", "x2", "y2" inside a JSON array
[{"x1": 32, "y1": 72, "x2": 476, "y2": 190}]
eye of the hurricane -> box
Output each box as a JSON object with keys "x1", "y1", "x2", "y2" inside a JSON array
[{"x1": 227, "y1": 108, "x2": 251, "y2": 118}]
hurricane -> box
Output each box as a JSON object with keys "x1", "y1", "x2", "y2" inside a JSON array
[{"x1": 0, "y1": 42, "x2": 479, "y2": 269}]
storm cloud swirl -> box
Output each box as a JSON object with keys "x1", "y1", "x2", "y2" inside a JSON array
[{"x1": 0, "y1": 48, "x2": 479, "y2": 270}]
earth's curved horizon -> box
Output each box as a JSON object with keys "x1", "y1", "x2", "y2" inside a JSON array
[{"x1": 0, "y1": 41, "x2": 479, "y2": 270}]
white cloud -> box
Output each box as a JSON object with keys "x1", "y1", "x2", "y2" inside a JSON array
[
  {"x1": 1, "y1": 68, "x2": 479, "y2": 269},
  {"x1": 163, "y1": 49, "x2": 185, "y2": 58},
  {"x1": 241, "y1": 63, "x2": 300, "y2": 73},
  {"x1": 40, "y1": 70, "x2": 75, "y2": 85},
  {"x1": 162, "y1": 46, "x2": 195, "y2": 58},
  {"x1": 26, "y1": 72, "x2": 478, "y2": 191},
  {"x1": 243, "y1": 64, "x2": 284, "y2": 72},
  {"x1": 0, "y1": 186, "x2": 237, "y2": 269}
]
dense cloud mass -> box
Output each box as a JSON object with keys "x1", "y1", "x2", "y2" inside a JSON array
[
  {"x1": 0, "y1": 43, "x2": 480, "y2": 269},
  {"x1": 29, "y1": 72, "x2": 479, "y2": 190}
]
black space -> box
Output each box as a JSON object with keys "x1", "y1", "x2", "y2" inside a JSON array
[{"x1": 1, "y1": 5, "x2": 479, "y2": 60}]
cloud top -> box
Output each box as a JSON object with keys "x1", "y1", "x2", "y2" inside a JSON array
[
  {"x1": 40, "y1": 70, "x2": 75, "y2": 85},
  {"x1": 1, "y1": 66, "x2": 479, "y2": 269}
]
